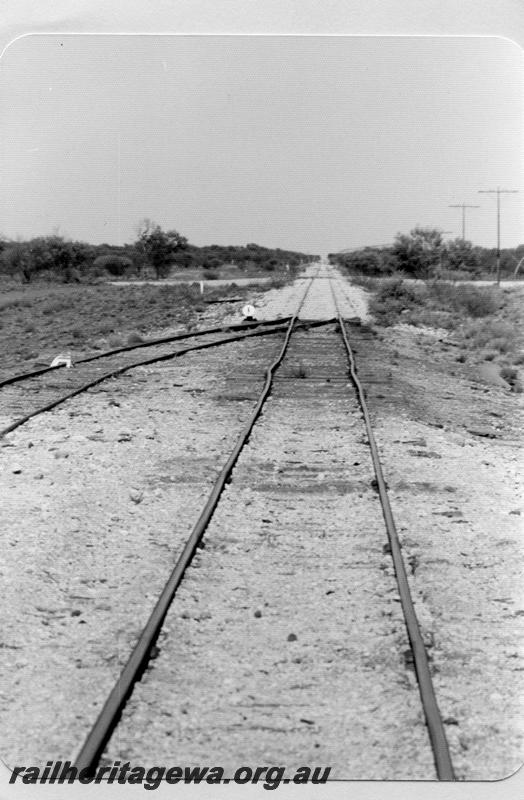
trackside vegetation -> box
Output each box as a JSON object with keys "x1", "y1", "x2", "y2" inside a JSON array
[
  {"x1": 361, "y1": 277, "x2": 523, "y2": 388},
  {"x1": 0, "y1": 220, "x2": 319, "y2": 284},
  {"x1": 329, "y1": 226, "x2": 523, "y2": 387},
  {"x1": 329, "y1": 226, "x2": 524, "y2": 281}
]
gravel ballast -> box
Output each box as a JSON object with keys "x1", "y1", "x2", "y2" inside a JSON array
[
  {"x1": 0, "y1": 333, "x2": 286, "y2": 764},
  {"x1": 0, "y1": 263, "x2": 521, "y2": 780},
  {"x1": 104, "y1": 323, "x2": 435, "y2": 779}
]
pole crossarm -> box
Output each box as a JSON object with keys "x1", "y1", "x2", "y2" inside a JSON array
[{"x1": 448, "y1": 203, "x2": 480, "y2": 241}]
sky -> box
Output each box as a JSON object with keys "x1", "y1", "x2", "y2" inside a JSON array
[{"x1": 0, "y1": 34, "x2": 522, "y2": 256}]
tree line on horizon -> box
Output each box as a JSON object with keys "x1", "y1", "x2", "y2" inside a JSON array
[
  {"x1": 0, "y1": 219, "x2": 320, "y2": 283},
  {"x1": 329, "y1": 227, "x2": 524, "y2": 280}
]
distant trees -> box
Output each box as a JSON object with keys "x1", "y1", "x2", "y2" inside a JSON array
[
  {"x1": 475, "y1": 246, "x2": 521, "y2": 278},
  {"x1": 392, "y1": 227, "x2": 484, "y2": 278},
  {"x1": 31, "y1": 236, "x2": 94, "y2": 281},
  {"x1": 391, "y1": 227, "x2": 445, "y2": 278},
  {"x1": 0, "y1": 222, "x2": 319, "y2": 283},
  {"x1": 331, "y1": 247, "x2": 394, "y2": 277},
  {"x1": 177, "y1": 241, "x2": 314, "y2": 274},
  {"x1": 134, "y1": 219, "x2": 188, "y2": 279},
  {"x1": 1, "y1": 242, "x2": 33, "y2": 282},
  {"x1": 331, "y1": 227, "x2": 500, "y2": 280},
  {"x1": 0, "y1": 235, "x2": 93, "y2": 282},
  {"x1": 330, "y1": 230, "x2": 445, "y2": 278},
  {"x1": 187, "y1": 242, "x2": 312, "y2": 273},
  {"x1": 93, "y1": 254, "x2": 134, "y2": 277},
  {"x1": 442, "y1": 238, "x2": 481, "y2": 275}
]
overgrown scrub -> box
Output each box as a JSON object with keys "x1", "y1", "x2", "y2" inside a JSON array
[
  {"x1": 368, "y1": 279, "x2": 422, "y2": 325},
  {"x1": 93, "y1": 254, "x2": 134, "y2": 277},
  {"x1": 268, "y1": 276, "x2": 288, "y2": 290},
  {"x1": 368, "y1": 280, "x2": 502, "y2": 328},
  {"x1": 461, "y1": 319, "x2": 516, "y2": 354},
  {"x1": 365, "y1": 275, "x2": 523, "y2": 366},
  {"x1": 202, "y1": 268, "x2": 220, "y2": 280},
  {"x1": 329, "y1": 228, "x2": 524, "y2": 280},
  {"x1": 428, "y1": 282, "x2": 501, "y2": 317},
  {"x1": 347, "y1": 275, "x2": 379, "y2": 291}
]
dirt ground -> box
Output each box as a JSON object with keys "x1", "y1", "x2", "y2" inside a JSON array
[
  {"x1": 349, "y1": 318, "x2": 523, "y2": 779},
  {"x1": 0, "y1": 267, "x2": 522, "y2": 780},
  {"x1": 0, "y1": 279, "x2": 269, "y2": 374}
]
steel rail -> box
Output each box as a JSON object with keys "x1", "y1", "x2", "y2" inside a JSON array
[
  {"x1": 72, "y1": 275, "x2": 315, "y2": 771},
  {"x1": 0, "y1": 317, "x2": 293, "y2": 390},
  {"x1": 328, "y1": 274, "x2": 455, "y2": 781},
  {"x1": 0, "y1": 317, "x2": 334, "y2": 439}
]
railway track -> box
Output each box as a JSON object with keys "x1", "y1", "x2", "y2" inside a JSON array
[
  {"x1": 0, "y1": 316, "x2": 340, "y2": 438},
  {"x1": 33, "y1": 264, "x2": 453, "y2": 780}
]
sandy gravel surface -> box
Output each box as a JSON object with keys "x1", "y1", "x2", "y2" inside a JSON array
[
  {"x1": 0, "y1": 329, "x2": 285, "y2": 765},
  {"x1": 1, "y1": 264, "x2": 522, "y2": 781},
  {"x1": 253, "y1": 263, "x2": 370, "y2": 321},
  {"x1": 349, "y1": 320, "x2": 523, "y2": 779},
  {"x1": 104, "y1": 325, "x2": 434, "y2": 779}
]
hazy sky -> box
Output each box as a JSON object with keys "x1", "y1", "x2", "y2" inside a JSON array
[{"x1": 0, "y1": 34, "x2": 522, "y2": 255}]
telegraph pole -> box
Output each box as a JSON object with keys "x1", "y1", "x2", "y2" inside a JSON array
[
  {"x1": 448, "y1": 203, "x2": 480, "y2": 241},
  {"x1": 478, "y1": 187, "x2": 519, "y2": 285}
]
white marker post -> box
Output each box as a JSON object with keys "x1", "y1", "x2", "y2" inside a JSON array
[
  {"x1": 199, "y1": 281, "x2": 204, "y2": 294},
  {"x1": 50, "y1": 353, "x2": 73, "y2": 368}
]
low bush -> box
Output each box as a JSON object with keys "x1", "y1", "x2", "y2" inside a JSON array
[
  {"x1": 93, "y1": 254, "x2": 134, "y2": 277},
  {"x1": 461, "y1": 319, "x2": 517, "y2": 360},
  {"x1": 203, "y1": 269, "x2": 220, "y2": 280},
  {"x1": 436, "y1": 268, "x2": 471, "y2": 282},
  {"x1": 262, "y1": 260, "x2": 276, "y2": 271},
  {"x1": 367, "y1": 278, "x2": 504, "y2": 329},
  {"x1": 348, "y1": 275, "x2": 379, "y2": 291},
  {"x1": 268, "y1": 276, "x2": 287, "y2": 290},
  {"x1": 41, "y1": 299, "x2": 71, "y2": 315},
  {"x1": 377, "y1": 278, "x2": 420, "y2": 302},
  {"x1": 408, "y1": 308, "x2": 454, "y2": 330},
  {"x1": 462, "y1": 318, "x2": 515, "y2": 347},
  {"x1": 429, "y1": 283, "x2": 501, "y2": 317},
  {"x1": 368, "y1": 279, "x2": 422, "y2": 325},
  {"x1": 457, "y1": 285, "x2": 501, "y2": 317},
  {"x1": 364, "y1": 273, "x2": 523, "y2": 363}
]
